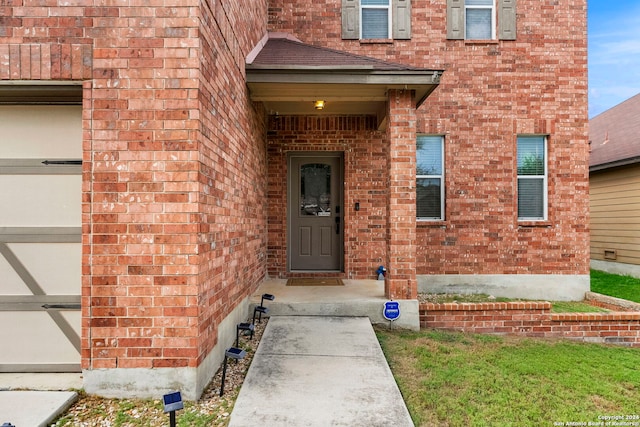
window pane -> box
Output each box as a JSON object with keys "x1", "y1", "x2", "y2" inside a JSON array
[
  {"x1": 518, "y1": 178, "x2": 544, "y2": 219},
  {"x1": 362, "y1": 0, "x2": 389, "y2": 5},
  {"x1": 417, "y1": 136, "x2": 442, "y2": 175},
  {"x1": 417, "y1": 178, "x2": 442, "y2": 219},
  {"x1": 466, "y1": 8, "x2": 492, "y2": 39},
  {"x1": 465, "y1": 0, "x2": 492, "y2": 5},
  {"x1": 517, "y1": 136, "x2": 545, "y2": 175},
  {"x1": 362, "y1": 9, "x2": 389, "y2": 39},
  {"x1": 300, "y1": 163, "x2": 331, "y2": 216}
]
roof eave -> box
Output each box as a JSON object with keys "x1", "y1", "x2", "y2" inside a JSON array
[
  {"x1": 246, "y1": 68, "x2": 443, "y2": 84},
  {"x1": 246, "y1": 68, "x2": 442, "y2": 108},
  {"x1": 589, "y1": 156, "x2": 640, "y2": 173}
]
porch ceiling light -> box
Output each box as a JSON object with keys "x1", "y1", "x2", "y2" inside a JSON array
[{"x1": 314, "y1": 100, "x2": 325, "y2": 110}]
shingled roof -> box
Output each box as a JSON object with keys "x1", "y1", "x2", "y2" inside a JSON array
[
  {"x1": 245, "y1": 33, "x2": 443, "y2": 120},
  {"x1": 590, "y1": 92, "x2": 640, "y2": 171},
  {"x1": 247, "y1": 33, "x2": 424, "y2": 72}
]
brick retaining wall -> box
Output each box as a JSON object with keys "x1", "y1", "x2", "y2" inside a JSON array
[{"x1": 420, "y1": 302, "x2": 640, "y2": 347}]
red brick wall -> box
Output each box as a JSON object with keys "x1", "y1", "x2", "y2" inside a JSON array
[
  {"x1": 1, "y1": 0, "x2": 268, "y2": 371},
  {"x1": 386, "y1": 89, "x2": 417, "y2": 299},
  {"x1": 266, "y1": 116, "x2": 388, "y2": 279},
  {"x1": 267, "y1": 0, "x2": 590, "y2": 277},
  {"x1": 196, "y1": 0, "x2": 268, "y2": 364},
  {"x1": 421, "y1": 303, "x2": 640, "y2": 347}
]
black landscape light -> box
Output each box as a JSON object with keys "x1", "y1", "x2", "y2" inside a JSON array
[
  {"x1": 162, "y1": 391, "x2": 184, "y2": 427},
  {"x1": 220, "y1": 347, "x2": 247, "y2": 396},
  {"x1": 253, "y1": 293, "x2": 275, "y2": 323},
  {"x1": 253, "y1": 305, "x2": 268, "y2": 324},
  {"x1": 237, "y1": 322, "x2": 255, "y2": 345},
  {"x1": 261, "y1": 293, "x2": 275, "y2": 306}
]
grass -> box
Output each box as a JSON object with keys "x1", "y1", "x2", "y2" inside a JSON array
[
  {"x1": 377, "y1": 328, "x2": 640, "y2": 427},
  {"x1": 591, "y1": 269, "x2": 640, "y2": 303},
  {"x1": 549, "y1": 301, "x2": 608, "y2": 313},
  {"x1": 420, "y1": 293, "x2": 609, "y2": 313}
]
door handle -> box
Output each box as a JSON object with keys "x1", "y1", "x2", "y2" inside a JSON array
[{"x1": 335, "y1": 216, "x2": 340, "y2": 234}]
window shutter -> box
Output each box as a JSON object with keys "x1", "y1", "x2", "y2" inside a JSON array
[
  {"x1": 499, "y1": 0, "x2": 516, "y2": 40},
  {"x1": 342, "y1": 0, "x2": 360, "y2": 39},
  {"x1": 446, "y1": 0, "x2": 464, "y2": 40},
  {"x1": 392, "y1": 0, "x2": 411, "y2": 40}
]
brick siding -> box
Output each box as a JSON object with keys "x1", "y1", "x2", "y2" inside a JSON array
[
  {"x1": 2, "y1": 0, "x2": 590, "y2": 386},
  {"x1": 1, "y1": 0, "x2": 268, "y2": 371},
  {"x1": 421, "y1": 303, "x2": 640, "y2": 347},
  {"x1": 267, "y1": 0, "x2": 590, "y2": 278},
  {"x1": 267, "y1": 115, "x2": 387, "y2": 279}
]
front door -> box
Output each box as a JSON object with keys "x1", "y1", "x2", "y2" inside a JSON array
[{"x1": 289, "y1": 153, "x2": 343, "y2": 271}]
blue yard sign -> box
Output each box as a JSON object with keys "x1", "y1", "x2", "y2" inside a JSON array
[{"x1": 383, "y1": 300, "x2": 400, "y2": 321}]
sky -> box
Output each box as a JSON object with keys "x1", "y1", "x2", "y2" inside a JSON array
[{"x1": 588, "y1": 1, "x2": 640, "y2": 118}]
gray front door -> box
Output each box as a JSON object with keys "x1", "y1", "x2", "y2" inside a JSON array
[{"x1": 289, "y1": 153, "x2": 343, "y2": 271}]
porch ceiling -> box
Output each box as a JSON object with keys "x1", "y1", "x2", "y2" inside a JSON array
[{"x1": 246, "y1": 34, "x2": 443, "y2": 122}]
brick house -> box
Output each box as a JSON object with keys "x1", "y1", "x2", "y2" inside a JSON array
[{"x1": 0, "y1": 0, "x2": 589, "y2": 398}]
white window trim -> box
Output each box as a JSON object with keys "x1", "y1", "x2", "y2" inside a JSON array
[
  {"x1": 417, "y1": 135, "x2": 445, "y2": 221},
  {"x1": 360, "y1": 1, "x2": 392, "y2": 39},
  {"x1": 465, "y1": 0, "x2": 496, "y2": 40},
  {"x1": 517, "y1": 136, "x2": 548, "y2": 221}
]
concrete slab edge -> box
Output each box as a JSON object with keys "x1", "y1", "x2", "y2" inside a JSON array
[{"x1": 40, "y1": 391, "x2": 78, "y2": 427}]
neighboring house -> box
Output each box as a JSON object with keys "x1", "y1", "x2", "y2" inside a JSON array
[
  {"x1": 590, "y1": 93, "x2": 640, "y2": 277},
  {"x1": 0, "y1": 0, "x2": 589, "y2": 398}
]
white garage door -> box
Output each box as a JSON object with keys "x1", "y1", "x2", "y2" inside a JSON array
[{"x1": 0, "y1": 104, "x2": 82, "y2": 372}]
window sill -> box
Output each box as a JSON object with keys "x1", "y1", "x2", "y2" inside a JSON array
[
  {"x1": 360, "y1": 38, "x2": 394, "y2": 44},
  {"x1": 518, "y1": 220, "x2": 552, "y2": 228},
  {"x1": 417, "y1": 220, "x2": 446, "y2": 228},
  {"x1": 464, "y1": 39, "x2": 499, "y2": 44}
]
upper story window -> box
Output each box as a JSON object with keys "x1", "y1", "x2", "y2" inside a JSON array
[
  {"x1": 342, "y1": 0, "x2": 411, "y2": 40},
  {"x1": 447, "y1": 0, "x2": 516, "y2": 41},
  {"x1": 465, "y1": 0, "x2": 494, "y2": 40},
  {"x1": 361, "y1": 0, "x2": 392, "y2": 39}
]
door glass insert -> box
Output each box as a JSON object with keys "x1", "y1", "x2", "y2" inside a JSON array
[{"x1": 300, "y1": 163, "x2": 331, "y2": 217}]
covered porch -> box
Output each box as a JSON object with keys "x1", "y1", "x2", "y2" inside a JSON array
[{"x1": 246, "y1": 33, "x2": 443, "y2": 302}]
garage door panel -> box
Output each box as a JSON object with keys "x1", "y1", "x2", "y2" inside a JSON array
[
  {"x1": 0, "y1": 175, "x2": 81, "y2": 226},
  {"x1": 0, "y1": 254, "x2": 30, "y2": 294},
  {"x1": 0, "y1": 101, "x2": 81, "y2": 373},
  {"x1": 0, "y1": 105, "x2": 81, "y2": 158},
  {"x1": 7, "y1": 243, "x2": 81, "y2": 295},
  {"x1": 0, "y1": 311, "x2": 80, "y2": 365}
]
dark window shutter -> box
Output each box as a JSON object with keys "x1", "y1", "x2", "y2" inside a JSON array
[
  {"x1": 499, "y1": 0, "x2": 517, "y2": 40},
  {"x1": 342, "y1": 0, "x2": 360, "y2": 39},
  {"x1": 446, "y1": 0, "x2": 464, "y2": 40},
  {"x1": 392, "y1": 0, "x2": 411, "y2": 40}
]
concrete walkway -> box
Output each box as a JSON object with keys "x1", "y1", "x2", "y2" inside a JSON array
[
  {"x1": 0, "y1": 373, "x2": 82, "y2": 426},
  {"x1": 0, "y1": 391, "x2": 77, "y2": 427},
  {"x1": 229, "y1": 316, "x2": 414, "y2": 427}
]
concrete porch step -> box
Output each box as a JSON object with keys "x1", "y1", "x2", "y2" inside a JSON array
[{"x1": 250, "y1": 279, "x2": 419, "y2": 330}]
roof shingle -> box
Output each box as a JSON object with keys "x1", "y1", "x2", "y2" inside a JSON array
[
  {"x1": 590, "y1": 92, "x2": 640, "y2": 170},
  {"x1": 247, "y1": 33, "x2": 423, "y2": 72}
]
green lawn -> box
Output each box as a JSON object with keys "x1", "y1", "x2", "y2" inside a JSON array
[
  {"x1": 591, "y1": 269, "x2": 640, "y2": 303},
  {"x1": 377, "y1": 328, "x2": 640, "y2": 427},
  {"x1": 420, "y1": 293, "x2": 609, "y2": 313}
]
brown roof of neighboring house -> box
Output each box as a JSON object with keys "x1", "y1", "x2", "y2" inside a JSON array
[
  {"x1": 590, "y1": 92, "x2": 640, "y2": 171},
  {"x1": 246, "y1": 33, "x2": 425, "y2": 71}
]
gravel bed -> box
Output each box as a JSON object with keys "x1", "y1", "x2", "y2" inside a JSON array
[{"x1": 53, "y1": 319, "x2": 268, "y2": 426}]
